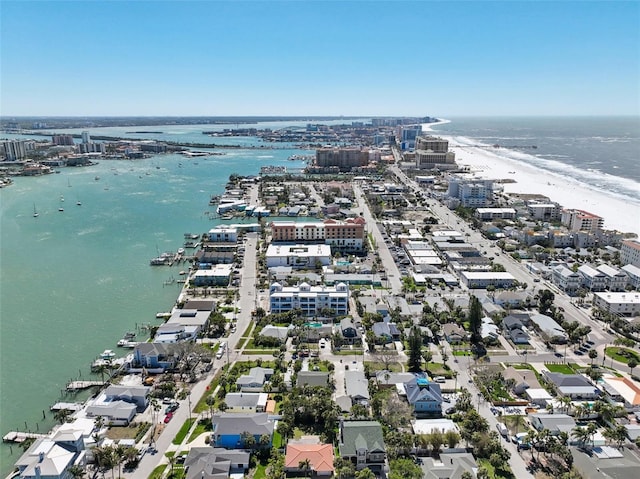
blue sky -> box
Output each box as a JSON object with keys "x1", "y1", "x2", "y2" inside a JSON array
[{"x1": 1, "y1": 1, "x2": 638, "y2": 116}]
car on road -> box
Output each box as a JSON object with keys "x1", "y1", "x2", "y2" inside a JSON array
[
  {"x1": 164, "y1": 412, "x2": 173, "y2": 423},
  {"x1": 165, "y1": 403, "x2": 178, "y2": 414},
  {"x1": 445, "y1": 407, "x2": 456, "y2": 415}
]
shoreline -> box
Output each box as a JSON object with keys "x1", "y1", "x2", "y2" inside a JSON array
[{"x1": 423, "y1": 121, "x2": 640, "y2": 237}]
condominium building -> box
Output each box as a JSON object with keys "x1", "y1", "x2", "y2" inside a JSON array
[
  {"x1": 208, "y1": 226, "x2": 238, "y2": 243},
  {"x1": 270, "y1": 217, "x2": 366, "y2": 252},
  {"x1": 593, "y1": 292, "x2": 640, "y2": 317},
  {"x1": 400, "y1": 126, "x2": 422, "y2": 150},
  {"x1": 459, "y1": 271, "x2": 516, "y2": 289},
  {"x1": 315, "y1": 148, "x2": 369, "y2": 172},
  {"x1": 577, "y1": 265, "x2": 607, "y2": 292},
  {"x1": 620, "y1": 240, "x2": 640, "y2": 267},
  {"x1": 552, "y1": 265, "x2": 581, "y2": 295},
  {"x1": 52, "y1": 135, "x2": 75, "y2": 146},
  {"x1": 622, "y1": 264, "x2": 640, "y2": 289},
  {"x1": 447, "y1": 175, "x2": 494, "y2": 208},
  {"x1": 596, "y1": 264, "x2": 628, "y2": 292},
  {"x1": 2, "y1": 139, "x2": 31, "y2": 160},
  {"x1": 81, "y1": 131, "x2": 91, "y2": 144},
  {"x1": 561, "y1": 209, "x2": 604, "y2": 233},
  {"x1": 415, "y1": 136, "x2": 450, "y2": 153},
  {"x1": 269, "y1": 282, "x2": 349, "y2": 316},
  {"x1": 528, "y1": 202, "x2": 561, "y2": 221},
  {"x1": 475, "y1": 208, "x2": 517, "y2": 221},
  {"x1": 414, "y1": 136, "x2": 456, "y2": 168},
  {"x1": 266, "y1": 244, "x2": 332, "y2": 269}
]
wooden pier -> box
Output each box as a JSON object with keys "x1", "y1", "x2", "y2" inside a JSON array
[
  {"x1": 50, "y1": 402, "x2": 84, "y2": 412},
  {"x1": 66, "y1": 380, "x2": 104, "y2": 391},
  {"x1": 3, "y1": 431, "x2": 47, "y2": 443}
]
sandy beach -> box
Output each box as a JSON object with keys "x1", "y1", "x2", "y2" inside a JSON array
[{"x1": 423, "y1": 121, "x2": 640, "y2": 236}]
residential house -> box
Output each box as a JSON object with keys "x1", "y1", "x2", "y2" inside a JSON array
[
  {"x1": 600, "y1": 376, "x2": 640, "y2": 408},
  {"x1": 338, "y1": 421, "x2": 386, "y2": 472},
  {"x1": 339, "y1": 317, "x2": 359, "y2": 344},
  {"x1": 442, "y1": 323, "x2": 467, "y2": 344},
  {"x1": 502, "y1": 315, "x2": 530, "y2": 344},
  {"x1": 552, "y1": 265, "x2": 581, "y2": 295},
  {"x1": 503, "y1": 366, "x2": 541, "y2": 395},
  {"x1": 529, "y1": 413, "x2": 576, "y2": 437},
  {"x1": 184, "y1": 447, "x2": 250, "y2": 479},
  {"x1": 481, "y1": 317, "x2": 500, "y2": 343},
  {"x1": 103, "y1": 385, "x2": 150, "y2": 412},
  {"x1": 529, "y1": 313, "x2": 568, "y2": 344},
  {"x1": 345, "y1": 370, "x2": 370, "y2": 405},
  {"x1": 284, "y1": 440, "x2": 335, "y2": 477},
  {"x1": 224, "y1": 393, "x2": 269, "y2": 413},
  {"x1": 236, "y1": 367, "x2": 274, "y2": 392},
  {"x1": 403, "y1": 377, "x2": 443, "y2": 416},
  {"x1": 544, "y1": 372, "x2": 599, "y2": 400},
  {"x1": 420, "y1": 452, "x2": 478, "y2": 479},
  {"x1": 297, "y1": 371, "x2": 330, "y2": 388},
  {"x1": 494, "y1": 291, "x2": 529, "y2": 308},
  {"x1": 211, "y1": 413, "x2": 274, "y2": 449},
  {"x1": 14, "y1": 439, "x2": 78, "y2": 479},
  {"x1": 577, "y1": 265, "x2": 608, "y2": 292},
  {"x1": 132, "y1": 343, "x2": 177, "y2": 371},
  {"x1": 596, "y1": 264, "x2": 628, "y2": 292},
  {"x1": 622, "y1": 264, "x2": 640, "y2": 289},
  {"x1": 375, "y1": 371, "x2": 415, "y2": 388},
  {"x1": 372, "y1": 321, "x2": 400, "y2": 344},
  {"x1": 85, "y1": 401, "x2": 137, "y2": 426}
]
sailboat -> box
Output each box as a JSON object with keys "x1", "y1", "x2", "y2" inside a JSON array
[{"x1": 33, "y1": 204, "x2": 39, "y2": 218}]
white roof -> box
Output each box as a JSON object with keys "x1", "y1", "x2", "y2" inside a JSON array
[
  {"x1": 594, "y1": 292, "x2": 640, "y2": 305},
  {"x1": 461, "y1": 272, "x2": 516, "y2": 280},
  {"x1": 412, "y1": 418, "x2": 459, "y2": 435}
]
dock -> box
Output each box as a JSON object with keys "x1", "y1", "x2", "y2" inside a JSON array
[
  {"x1": 66, "y1": 380, "x2": 104, "y2": 391},
  {"x1": 3, "y1": 431, "x2": 47, "y2": 443},
  {"x1": 50, "y1": 402, "x2": 84, "y2": 412}
]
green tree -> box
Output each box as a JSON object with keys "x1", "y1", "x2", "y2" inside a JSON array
[
  {"x1": 355, "y1": 468, "x2": 376, "y2": 479},
  {"x1": 628, "y1": 358, "x2": 638, "y2": 376},
  {"x1": 468, "y1": 295, "x2": 483, "y2": 344},
  {"x1": 54, "y1": 408, "x2": 72, "y2": 424},
  {"x1": 388, "y1": 458, "x2": 422, "y2": 479},
  {"x1": 407, "y1": 326, "x2": 423, "y2": 372},
  {"x1": 298, "y1": 458, "x2": 312, "y2": 478}
]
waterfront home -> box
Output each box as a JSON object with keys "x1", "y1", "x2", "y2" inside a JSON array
[
  {"x1": 208, "y1": 226, "x2": 238, "y2": 243},
  {"x1": 184, "y1": 447, "x2": 250, "y2": 479},
  {"x1": 211, "y1": 413, "x2": 274, "y2": 449},
  {"x1": 338, "y1": 421, "x2": 386, "y2": 472},
  {"x1": 15, "y1": 438, "x2": 78, "y2": 479},
  {"x1": 224, "y1": 393, "x2": 269, "y2": 413},
  {"x1": 235, "y1": 367, "x2": 274, "y2": 392},
  {"x1": 284, "y1": 440, "x2": 335, "y2": 477},
  {"x1": 543, "y1": 372, "x2": 599, "y2": 400},
  {"x1": 345, "y1": 370, "x2": 370, "y2": 405},
  {"x1": 85, "y1": 400, "x2": 137, "y2": 426},
  {"x1": 132, "y1": 342, "x2": 177, "y2": 371},
  {"x1": 403, "y1": 377, "x2": 443, "y2": 416},
  {"x1": 103, "y1": 384, "x2": 150, "y2": 412}
]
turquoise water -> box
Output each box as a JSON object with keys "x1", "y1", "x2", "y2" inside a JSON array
[
  {"x1": 0, "y1": 136, "x2": 304, "y2": 473},
  {"x1": 304, "y1": 322, "x2": 323, "y2": 328}
]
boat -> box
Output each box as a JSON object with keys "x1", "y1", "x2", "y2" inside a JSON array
[
  {"x1": 33, "y1": 204, "x2": 39, "y2": 218},
  {"x1": 156, "y1": 312, "x2": 172, "y2": 319},
  {"x1": 95, "y1": 176, "x2": 100, "y2": 181},
  {"x1": 76, "y1": 200, "x2": 82, "y2": 206},
  {"x1": 179, "y1": 270, "x2": 187, "y2": 276},
  {"x1": 177, "y1": 248, "x2": 185, "y2": 255},
  {"x1": 60, "y1": 195, "x2": 64, "y2": 202},
  {"x1": 58, "y1": 207, "x2": 64, "y2": 212},
  {"x1": 99, "y1": 349, "x2": 116, "y2": 359}
]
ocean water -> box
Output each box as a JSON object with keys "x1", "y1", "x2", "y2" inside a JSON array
[
  {"x1": 430, "y1": 116, "x2": 640, "y2": 202},
  {"x1": 0, "y1": 132, "x2": 307, "y2": 474}
]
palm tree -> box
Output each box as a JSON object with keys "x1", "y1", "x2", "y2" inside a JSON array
[
  {"x1": 114, "y1": 444, "x2": 128, "y2": 478},
  {"x1": 298, "y1": 458, "x2": 312, "y2": 478},
  {"x1": 206, "y1": 395, "x2": 216, "y2": 419},
  {"x1": 559, "y1": 396, "x2": 572, "y2": 414},
  {"x1": 67, "y1": 465, "x2": 86, "y2": 479},
  {"x1": 628, "y1": 358, "x2": 638, "y2": 376},
  {"x1": 54, "y1": 408, "x2": 72, "y2": 424},
  {"x1": 572, "y1": 426, "x2": 591, "y2": 448},
  {"x1": 589, "y1": 349, "x2": 598, "y2": 365},
  {"x1": 587, "y1": 422, "x2": 598, "y2": 448}
]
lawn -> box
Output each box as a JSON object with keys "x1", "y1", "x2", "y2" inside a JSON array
[
  {"x1": 148, "y1": 465, "x2": 167, "y2": 479},
  {"x1": 172, "y1": 418, "x2": 196, "y2": 445},
  {"x1": 194, "y1": 369, "x2": 222, "y2": 413},
  {"x1": 187, "y1": 418, "x2": 212, "y2": 443},
  {"x1": 364, "y1": 361, "x2": 404, "y2": 373},
  {"x1": 544, "y1": 363, "x2": 575, "y2": 374},
  {"x1": 426, "y1": 363, "x2": 454, "y2": 378},
  {"x1": 253, "y1": 463, "x2": 267, "y2": 479},
  {"x1": 477, "y1": 458, "x2": 515, "y2": 479},
  {"x1": 605, "y1": 347, "x2": 640, "y2": 365}
]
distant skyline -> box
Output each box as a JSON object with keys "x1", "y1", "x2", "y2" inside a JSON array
[{"x1": 1, "y1": 1, "x2": 638, "y2": 117}]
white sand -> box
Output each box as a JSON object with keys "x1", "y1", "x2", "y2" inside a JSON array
[{"x1": 421, "y1": 121, "x2": 640, "y2": 236}]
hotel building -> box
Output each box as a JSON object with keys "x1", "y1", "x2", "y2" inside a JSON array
[
  {"x1": 561, "y1": 209, "x2": 604, "y2": 233},
  {"x1": 414, "y1": 135, "x2": 456, "y2": 168},
  {"x1": 315, "y1": 148, "x2": 369, "y2": 172},
  {"x1": 620, "y1": 240, "x2": 640, "y2": 267},
  {"x1": 270, "y1": 217, "x2": 366, "y2": 253}
]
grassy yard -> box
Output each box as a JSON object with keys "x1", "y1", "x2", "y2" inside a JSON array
[
  {"x1": 364, "y1": 361, "x2": 404, "y2": 373},
  {"x1": 253, "y1": 463, "x2": 267, "y2": 479},
  {"x1": 187, "y1": 418, "x2": 212, "y2": 443},
  {"x1": 605, "y1": 347, "x2": 640, "y2": 365},
  {"x1": 148, "y1": 465, "x2": 167, "y2": 479},
  {"x1": 194, "y1": 369, "x2": 223, "y2": 413},
  {"x1": 426, "y1": 362, "x2": 454, "y2": 378},
  {"x1": 544, "y1": 363, "x2": 575, "y2": 374},
  {"x1": 477, "y1": 458, "x2": 515, "y2": 479},
  {"x1": 243, "y1": 349, "x2": 279, "y2": 355}
]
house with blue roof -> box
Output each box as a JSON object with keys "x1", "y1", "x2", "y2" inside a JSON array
[{"x1": 403, "y1": 377, "x2": 443, "y2": 416}]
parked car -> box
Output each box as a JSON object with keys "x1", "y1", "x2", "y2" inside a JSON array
[{"x1": 164, "y1": 412, "x2": 173, "y2": 423}]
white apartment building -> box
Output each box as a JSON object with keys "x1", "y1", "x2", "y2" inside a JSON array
[
  {"x1": 270, "y1": 217, "x2": 366, "y2": 252},
  {"x1": 622, "y1": 264, "x2": 640, "y2": 289},
  {"x1": 266, "y1": 244, "x2": 332, "y2": 269},
  {"x1": 593, "y1": 292, "x2": 640, "y2": 317},
  {"x1": 596, "y1": 264, "x2": 628, "y2": 292},
  {"x1": 577, "y1": 265, "x2": 608, "y2": 292},
  {"x1": 528, "y1": 202, "x2": 561, "y2": 221},
  {"x1": 447, "y1": 175, "x2": 494, "y2": 208},
  {"x1": 208, "y1": 226, "x2": 238, "y2": 243},
  {"x1": 475, "y1": 208, "x2": 517, "y2": 221},
  {"x1": 561, "y1": 209, "x2": 604, "y2": 233},
  {"x1": 552, "y1": 265, "x2": 581, "y2": 295},
  {"x1": 459, "y1": 271, "x2": 516, "y2": 289},
  {"x1": 620, "y1": 240, "x2": 640, "y2": 267},
  {"x1": 269, "y1": 282, "x2": 349, "y2": 316}
]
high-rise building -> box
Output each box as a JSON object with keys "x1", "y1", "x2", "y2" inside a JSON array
[
  {"x1": 52, "y1": 135, "x2": 75, "y2": 146},
  {"x1": 1, "y1": 140, "x2": 28, "y2": 160},
  {"x1": 560, "y1": 209, "x2": 604, "y2": 233},
  {"x1": 81, "y1": 131, "x2": 91, "y2": 144},
  {"x1": 447, "y1": 174, "x2": 494, "y2": 207},
  {"x1": 315, "y1": 148, "x2": 369, "y2": 172}
]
